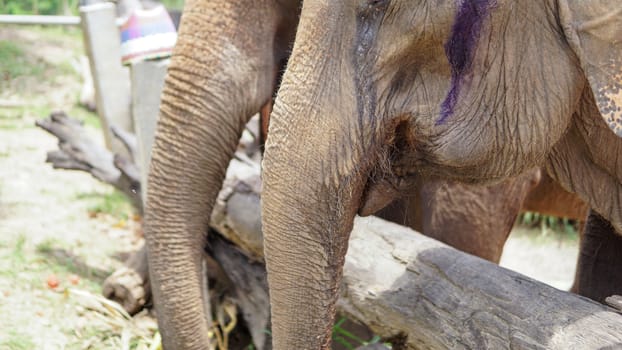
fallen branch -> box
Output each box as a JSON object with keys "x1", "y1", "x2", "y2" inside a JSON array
[{"x1": 36, "y1": 111, "x2": 142, "y2": 211}]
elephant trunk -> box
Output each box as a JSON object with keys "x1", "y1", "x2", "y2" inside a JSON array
[
  {"x1": 145, "y1": 1, "x2": 279, "y2": 348},
  {"x1": 262, "y1": 4, "x2": 380, "y2": 348},
  {"x1": 262, "y1": 113, "x2": 369, "y2": 349}
]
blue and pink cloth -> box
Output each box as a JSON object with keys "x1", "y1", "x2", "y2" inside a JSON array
[{"x1": 119, "y1": 5, "x2": 177, "y2": 65}]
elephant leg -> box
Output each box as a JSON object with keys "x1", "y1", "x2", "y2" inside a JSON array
[
  {"x1": 574, "y1": 210, "x2": 622, "y2": 303},
  {"x1": 379, "y1": 172, "x2": 539, "y2": 263}
]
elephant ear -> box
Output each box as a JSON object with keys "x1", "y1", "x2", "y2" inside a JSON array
[{"x1": 559, "y1": 0, "x2": 622, "y2": 136}]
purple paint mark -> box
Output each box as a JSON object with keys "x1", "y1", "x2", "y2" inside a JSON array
[{"x1": 437, "y1": 0, "x2": 496, "y2": 125}]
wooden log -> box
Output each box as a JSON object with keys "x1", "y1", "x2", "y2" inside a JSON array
[
  {"x1": 341, "y1": 217, "x2": 622, "y2": 349},
  {"x1": 211, "y1": 153, "x2": 263, "y2": 260}
]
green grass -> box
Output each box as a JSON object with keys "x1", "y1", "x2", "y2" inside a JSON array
[
  {"x1": 11, "y1": 234, "x2": 26, "y2": 263},
  {"x1": 517, "y1": 212, "x2": 580, "y2": 242},
  {"x1": 76, "y1": 190, "x2": 135, "y2": 220},
  {"x1": 0, "y1": 40, "x2": 45, "y2": 80},
  {"x1": 0, "y1": 105, "x2": 53, "y2": 130},
  {"x1": 0, "y1": 234, "x2": 28, "y2": 278},
  {"x1": 1, "y1": 0, "x2": 82, "y2": 15},
  {"x1": 0, "y1": 331, "x2": 35, "y2": 350},
  {"x1": 0, "y1": 25, "x2": 83, "y2": 101},
  {"x1": 332, "y1": 317, "x2": 387, "y2": 349},
  {"x1": 67, "y1": 105, "x2": 101, "y2": 130},
  {"x1": 36, "y1": 238, "x2": 110, "y2": 284},
  {"x1": 0, "y1": 234, "x2": 102, "y2": 287},
  {"x1": 35, "y1": 237, "x2": 62, "y2": 254},
  {"x1": 27, "y1": 25, "x2": 82, "y2": 45},
  {"x1": 0, "y1": 122, "x2": 22, "y2": 131},
  {"x1": 161, "y1": 0, "x2": 185, "y2": 10}
]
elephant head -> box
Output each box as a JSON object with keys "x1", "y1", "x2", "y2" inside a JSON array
[
  {"x1": 262, "y1": 0, "x2": 622, "y2": 348},
  {"x1": 144, "y1": 0, "x2": 299, "y2": 348}
]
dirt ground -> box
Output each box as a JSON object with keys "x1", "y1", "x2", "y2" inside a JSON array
[
  {"x1": 0, "y1": 25, "x2": 580, "y2": 349},
  {"x1": 500, "y1": 227, "x2": 578, "y2": 290},
  {"x1": 0, "y1": 26, "x2": 157, "y2": 349}
]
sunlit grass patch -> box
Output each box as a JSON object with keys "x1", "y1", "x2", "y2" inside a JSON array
[
  {"x1": 67, "y1": 105, "x2": 101, "y2": 130},
  {"x1": 0, "y1": 107, "x2": 50, "y2": 130},
  {"x1": 27, "y1": 25, "x2": 83, "y2": 48},
  {"x1": 0, "y1": 234, "x2": 28, "y2": 278},
  {"x1": 0, "y1": 330, "x2": 35, "y2": 350},
  {"x1": 36, "y1": 239, "x2": 111, "y2": 286},
  {"x1": 517, "y1": 212, "x2": 580, "y2": 243},
  {"x1": 76, "y1": 190, "x2": 135, "y2": 221},
  {"x1": 11, "y1": 234, "x2": 27, "y2": 263},
  {"x1": 0, "y1": 234, "x2": 150, "y2": 349},
  {"x1": 0, "y1": 40, "x2": 45, "y2": 81}
]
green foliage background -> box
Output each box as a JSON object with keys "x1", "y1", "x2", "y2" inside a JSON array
[
  {"x1": 1, "y1": 0, "x2": 80, "y2": 15},
  {"x1": 0, "y1": 0, "x2": 184, "y2": 15}
]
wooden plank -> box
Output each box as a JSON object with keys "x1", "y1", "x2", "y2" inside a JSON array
[
  {"x1": 79, "y1": 2, "x2": 133, "y2": 157},
  {"x1": 129, "y1": 60, "x2": 168, "y2": 203}
]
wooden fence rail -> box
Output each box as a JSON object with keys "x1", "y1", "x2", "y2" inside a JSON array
[
  {"x1": 0, "y1": 14, "x2": 81, "y2": 26},
  {"x1": 0, "y1": 14, "x2": 125, "y2": 26}
]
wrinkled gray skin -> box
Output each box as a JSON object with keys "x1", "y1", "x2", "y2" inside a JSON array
[{"x1": 262, "y1": 0, "x2": 622, "y2": 348}]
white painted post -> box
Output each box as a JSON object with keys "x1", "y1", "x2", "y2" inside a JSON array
[
  {"x1": 79, "y1": 3, "x2": 133, "y2": 156},
  {"x1": 0, "y1": 15, "x2": 81, "y2": 26},
  {"x1": 130, "y1": 60, "x2": 168, "y2": 203}
]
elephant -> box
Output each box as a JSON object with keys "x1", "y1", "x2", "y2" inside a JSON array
[
  {"x1": 143, "y1": 0, "x2": 612, "y2": 349},
  {"x1": 259, "y1": 0, "x2": 622, "y2": 348},
  {"x1": 389, "y1": 169, "x2": 587, "y2": 263}
]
